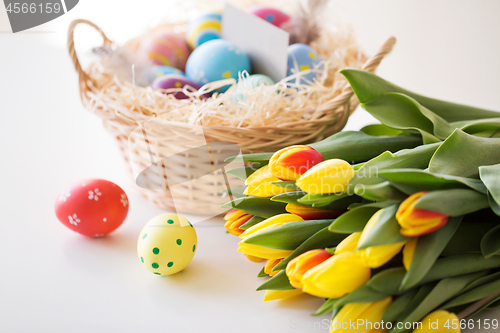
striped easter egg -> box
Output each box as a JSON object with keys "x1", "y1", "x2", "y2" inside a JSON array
[
  {"x1": 146, "y1": 33, "x2": 190, "y2": 71},
  {"x1": 186, "y1": 11, "x2": 222, "y2": 49}
]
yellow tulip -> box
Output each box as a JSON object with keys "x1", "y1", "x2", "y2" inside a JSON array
[
  {"x1": 403, "y1": 238, "x2": 418, "y2": 270},
  {"x1": 239, "y1": 214, "x2": 303, "y2": 239},
  {"x1": 335, "y1": 232, "x2": 362, "y2": 254},
  {"x1": 296, "y1": 159, "x2": 355, "y2": 194},
  {"x1": 330, "y1": 297, "x2": 392, "y2": 333},
  {"x1": 357, "y1": 210, "x2": 407, "y2": 268},
  {"x1": 301, "y1": 252, "x2": 371, "y2": 299},
  {"x1": 238, "y1": 243, "x2": 293, "y2": 260},
  {"x1": 285, "y1": 249, "x2": 332, "y2": 289},
  {"x1": 412, "y1": 311, "x2": 460, "y2": 333},
  {"x1": 269, "y1": 145, "x2": 324, "y2": 181},
  {"x1": 396, "y1": 191, "x2": 449, "y2": 237},
  {"x1": 264, "y1": 258, "x2": 282, "y2": 277},
  {"x1": 244, "y1": 254, "x2": 265, "y2": 263},
  {"x1": 263, "y1": 289, "x2": 303, "y2": 301},
  {"x1": 244, "y1": 165, "x2": 296, "y2": 197}
]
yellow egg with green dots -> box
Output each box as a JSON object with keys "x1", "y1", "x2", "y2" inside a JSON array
[{"x1": 137, "y1": 213, "x2": 197, "y2": 276}]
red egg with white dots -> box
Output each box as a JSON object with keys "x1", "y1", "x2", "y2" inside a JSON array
[{"x1": 54, "y1": 179, "x2": 129, "y2": 237}]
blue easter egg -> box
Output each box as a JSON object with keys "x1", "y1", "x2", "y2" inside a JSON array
[
  {"x1": 185, "y1": 39, "x2": 251, "y2": 93},
  {"x1": 186, "y1": 11, "x2": 222, "y2": 49},
  {"x1": 286, "y1": 43, "x2": 321, "y2": 85}
]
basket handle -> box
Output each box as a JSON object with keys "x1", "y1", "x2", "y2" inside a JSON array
[
  {"x1": 313, "y1": 36, "x2": 396, "y2": 128},
  {"x1": 67, "y1": 19, "x2": 112, "y2": 94}
]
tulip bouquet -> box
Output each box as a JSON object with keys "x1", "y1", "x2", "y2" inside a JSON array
[{"x1": 221, "y1": 69, "x2": 500, "y2": 332}]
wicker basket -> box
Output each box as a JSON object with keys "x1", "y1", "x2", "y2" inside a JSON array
[{"x1": 67, "y1": 17, "x2": 395, "y2": 216}]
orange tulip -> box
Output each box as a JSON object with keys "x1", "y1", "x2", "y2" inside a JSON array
[
  {"x1": 396, "y1": 192, "x2": 449, "y2": 237},
  {"x1": 285, "y1": 249, "x2": 332, "y2": 289},
  {"x1": 223, "y1": 209, "x2": 253, "y2": 236},
  {"x1": 264, "y1": 258, "x2": 282, "y2": 277},
  {"x1": 286, "y1": 203, "x2": 345, "y2": 220},
  {"x1": 269, "y1": 145, "x2": 324, "y2": 181}
]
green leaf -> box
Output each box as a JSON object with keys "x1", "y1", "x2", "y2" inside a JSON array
[
  {"x1": 367, "y1": 254, "x2": 500, "y2": 295},
  {"x1": 361, "y1": 124, "x2": 407, "y2": 137},
  {"x1": 313, "y1": 298, "x2": 337, "y2": 316},
  {"x1": 256, "y1": 270, "x2": 294, "y2": 291},
  {"x1": 225, "y1": 166, "x2": 259, "y2": 181},
  {"x1": 221, "y1": 197, "x2": 287, "y2": 218},
  {"x1": 348, "y1": 143, "x2": 441, "y2": 192},
  {"x1": 442, "y1": 272, "x2": 500, "y2": 309},
  {"x1": 271, "y1": 191, "x2": 310, "y2": 205},
  {"x1": 479, "y1": 164, "x2": 500, "y2": 211},
  {"x1": 413, "y1": 189, "x2": 489, "y2": 216},
  {"x1": 489, "y1": 192, "x2": 500, "y2": 216},
  {"x1": 392, "y1": 272, "x2": 487, "y2": 333},
  {"x1": 429, "y1": 129, "x2": 500, "y2": 178},
  {"x1": 222, "y1": 187, "x2": 247, "y2": 198},
  {"x1": 462, "y1": 271, "x2": 500, "y2": 294},
  {"x1": 354, "y1": 181, "x2": 408, "y2": 201},
  {"x1": 341, "y1": 69, "x2": 500, "y2": 123},
  {"x1": 442, "y1": 218, "x2": 499, "y2": 256},
  {"x1": 298, "y1": 192, "x2": 363, "y2": 208},
  {"x1": 401, "y1": 216, "x2": 462, "y2": 289},
  {"x1": 360, "y1": 92, "x2": 454, "y2": 144},
  {"x1": 243, "y1": 219, "x2": 333, "y2": 250},
  {"x1": 231, "y1": 130, "x2": 422, "y2": 164},
  {"x1": 357, "y1": 204, "x2": 409, "y2": 249},
  {"x1": 481, "y1": 224, "x2": 500, "y2": 258},
  {"x1": 273, "y1": 228, "x2": 347, "y2": 271},
  {"x1": 271, "y1": 181, "x2": 300, "y2": 191},
  {"x1": 381, "y1": 288, "x2": 418, "y2": 322},
  {"x1": 257, "y1": 267, "x2": 269, "y2": 278},
  {"x1": 378, "y1": 169, "x2": 487, "y2": 195},
  {"x1": 239, "y1": 215, "x2": 266, "y2": 230},
  {"x1": 328, "y1": 206, "x2": 379, "y2": 234},
  {"x1": 333, "y1": 284, "x2": 389, "y2": 308},
  {"x1": 394, "y1": 284, "x2": 436, "y2": 323}
]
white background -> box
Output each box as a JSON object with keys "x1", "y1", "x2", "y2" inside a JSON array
[{"x1": 0, "y1": 0, "x2": 499, "y2": 332}]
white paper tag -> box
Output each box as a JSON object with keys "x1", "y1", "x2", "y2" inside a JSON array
[{"x1": 221, "y1": 4, "x2": 289, "y2": 82}]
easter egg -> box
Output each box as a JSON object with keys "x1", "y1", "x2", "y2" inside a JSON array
[
  {"x1": 248, "y1": 6, "x2": 290, "y2": 29},
  {"x1": 186, "y1": 10, "x2": 222, "y2": 49},
  {"x1": 145, "y1": 33, "x2": 190, "y2": 71},
  {"x1": 54, "y1": 179, "x2": 129, "y2": 237},
  {"x1": 151, "y1": 74, "x2": 207, "y2": 99},
  {"x1": 232, "y1": 74, "x2": 275, "y2": 103},
  {"x1": 286, "y1": 43, "x2": 321, "y2": 85},
  {"x1": 237, "y1": 74, "x2": 275, "y2": 91},
  {"x1": 137, "y1": 213, "x2": 197, "y2": 276},
  {"x1": 186, "y1": 39, "x2": 251, "y2": 93}
]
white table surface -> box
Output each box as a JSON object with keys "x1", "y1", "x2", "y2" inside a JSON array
[{"x1": 1, "y1": 1, "x2": 499, "y2": 332}]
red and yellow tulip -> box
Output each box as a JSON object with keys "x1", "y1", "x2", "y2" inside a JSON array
[
  {"x1": 269, "y1": 145, "x2": 324, "y2": 181},
  {"x1": 286, "y1": 203, "x2": 345, "y2": 220},
  {"x1": 264, "y1": 258, "x2": 282, "y2": 277},
  {"x1": 396, "y1": 192, "x2": 449, "y2": 237},
  {"x1": 223, "y1": 209, "x2": 253, "y2": 236},
  {"x1": 285, "y1": 249, "x2": 332, "y2": 289}
]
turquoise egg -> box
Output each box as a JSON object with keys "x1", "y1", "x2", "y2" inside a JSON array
[
  {"x1": 186, "y1": 11, "x2": 222, "y2": 49},
  {"x1": 286, "y1": 43, "x2": 321, "y2": 85},
  {"x1": 237, "y1": 74, "x2": 275, "y2": 91},
  {"x1": 185, "y1": 39, "x2": 251, "y2": 93},
  {"x1": 232, "y1": 74, "x2": 275, "y2": 103}
]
